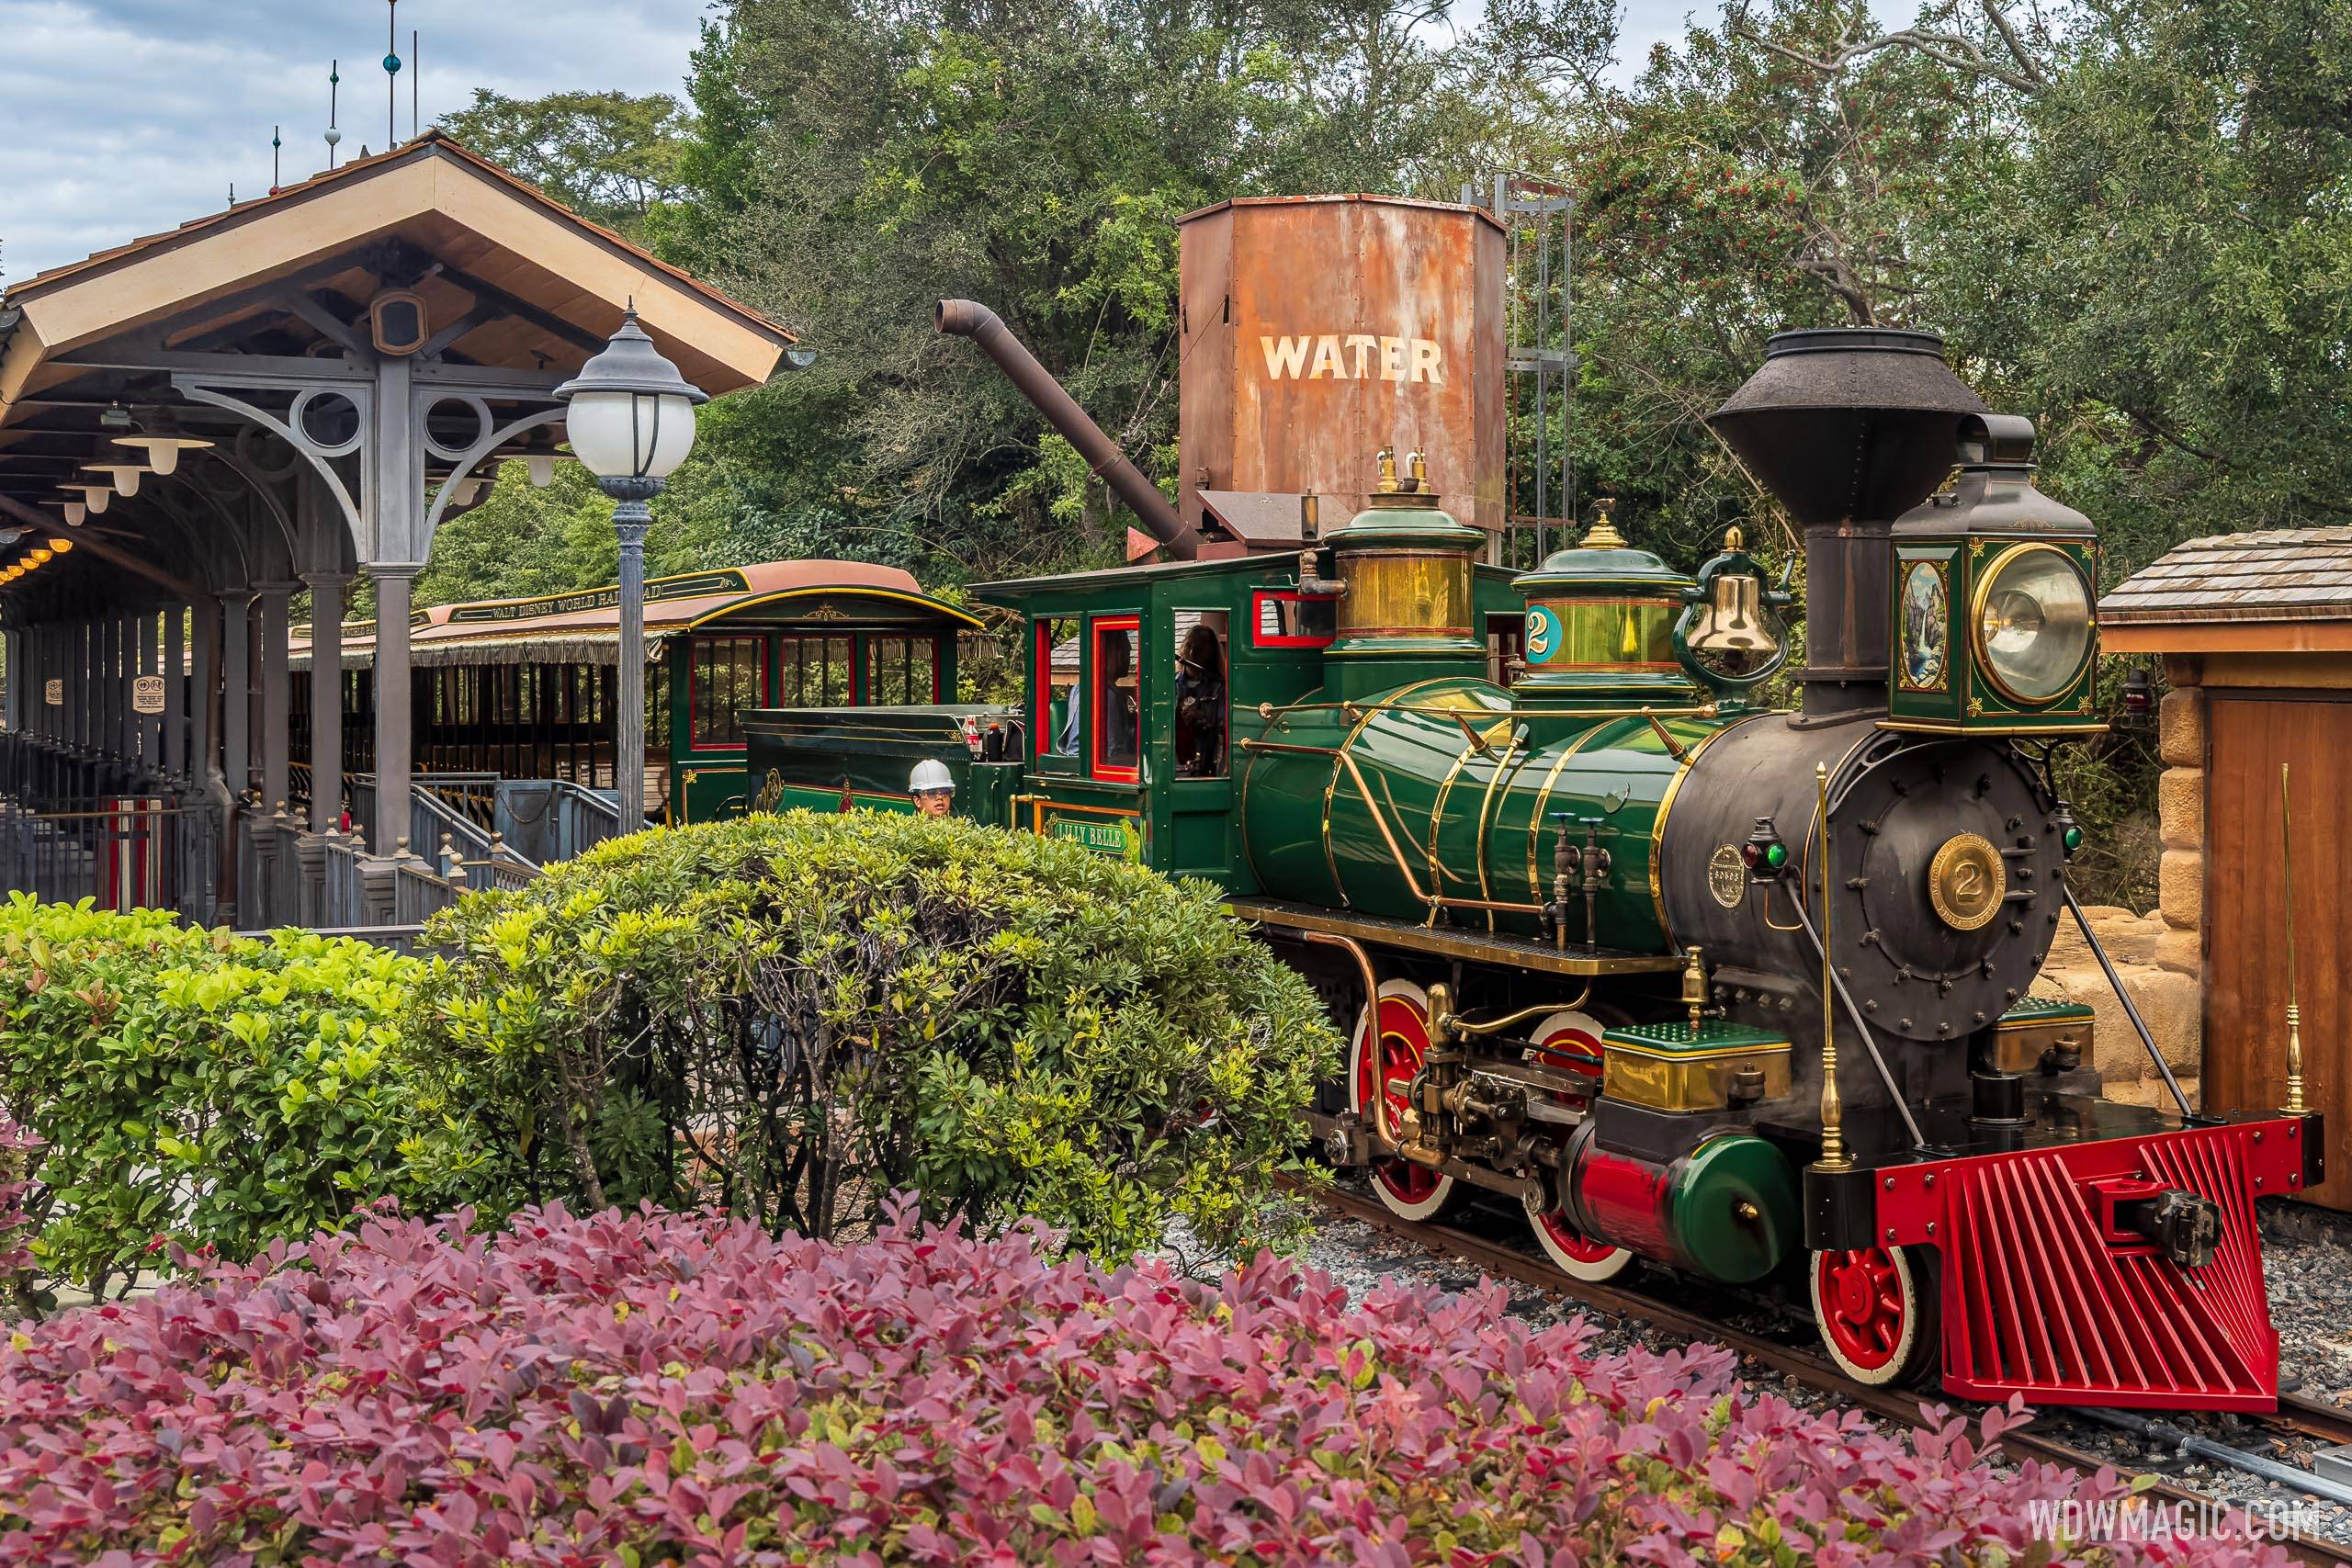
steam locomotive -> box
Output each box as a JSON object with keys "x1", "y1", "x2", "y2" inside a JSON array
[{"x1": 744, "y1": 326, "x2": 2323, "y2": 1411}]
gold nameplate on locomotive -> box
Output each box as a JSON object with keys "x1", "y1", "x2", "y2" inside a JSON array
[
  {"x1": 1928, "y1": 832, "x2": 2005, "y2": 931},
  {"x1": 1707, "y1": 842, "x2": 1747, "y2": 908}
]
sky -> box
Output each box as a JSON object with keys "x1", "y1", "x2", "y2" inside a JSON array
[{"x1": 0, "y1": 0, "x2": 1909, "y2": 287}]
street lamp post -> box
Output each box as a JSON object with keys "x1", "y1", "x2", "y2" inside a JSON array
[{"x1": 556, "y1": 307, "x2": 706, "y2": 828}]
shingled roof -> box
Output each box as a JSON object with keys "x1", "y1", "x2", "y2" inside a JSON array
[{"x1": 2101, "y1": 527, "x2": 2352, "y2": 626}]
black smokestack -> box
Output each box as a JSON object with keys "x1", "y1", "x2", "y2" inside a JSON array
[{"x1": 1708, "y1": 329, "x2": 1988, "y2": 717}]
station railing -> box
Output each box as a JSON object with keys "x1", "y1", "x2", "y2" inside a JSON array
[
  {"x1": 6, "y1": 729, "x2": 626, "y2": 932},
  {"x1": 0, "y1": 793, "x2": 222, "y2": 925}
]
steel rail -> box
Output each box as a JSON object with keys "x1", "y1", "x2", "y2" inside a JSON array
[{"x1": 1288, "y1": 1176, "x2": 2352, "y2": 1566}]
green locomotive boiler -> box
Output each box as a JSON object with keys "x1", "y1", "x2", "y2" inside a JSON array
[{"x1": 745, "y1": 328, "x2": 2321, "y2": 1410}]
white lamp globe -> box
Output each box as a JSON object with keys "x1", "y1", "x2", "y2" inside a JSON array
[{"x1": 555, "y1": 308, "x2": 707, "y2": 482}]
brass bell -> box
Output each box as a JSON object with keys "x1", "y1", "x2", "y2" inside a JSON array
[{"x1": 1686, "y1": 569, "x2": 1778, "y2": 657}]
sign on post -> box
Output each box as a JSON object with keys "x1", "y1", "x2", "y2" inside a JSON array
[
  {"x1": 131, "y1": 675, "x2": 165, "y2": 715},
  {"x1": 43, "y1": 680, "x2": 62, "y2": 706}
]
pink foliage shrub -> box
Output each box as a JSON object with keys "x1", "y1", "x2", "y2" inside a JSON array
[{"x1": 0, "y1": 1200, "x2": 2291, "y2": 1566}]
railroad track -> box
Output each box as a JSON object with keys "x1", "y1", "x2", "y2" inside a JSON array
[{"x1": 1294, "y1": 1177, "x2": 2352, "y2": 1566}]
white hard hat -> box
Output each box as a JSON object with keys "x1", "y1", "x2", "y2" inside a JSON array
[{"x1": 910, "y1": 758, "x2": 956, "y2": 795}]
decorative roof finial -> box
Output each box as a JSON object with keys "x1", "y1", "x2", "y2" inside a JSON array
[
  {"x1": 384, "y1": 1, "x2": 401, "y2": 149},
  {"x1": 326, "y1": 61, "x2": 343, "y2": 170},
  {"x1": 1579, "y1": 497, "x2": 1627, "y2": 549}
]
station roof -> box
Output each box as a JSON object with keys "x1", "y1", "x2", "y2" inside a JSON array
[
  {"x1": 288, "y1": 559, "x2": 981, "y2": 670},
  {"x1": 0, "y1": 132, "x2": 789, "y2": 413},
  {"x1": 2102, "y1": 528, "x2": 2352, "y2": 653},
  {"x1": 0, "y1": 132, "x2": 795, "y2": 606}
]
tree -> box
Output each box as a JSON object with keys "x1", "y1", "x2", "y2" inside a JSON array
[
  {"x1": 438, "y1": 90, "x2": 695, "y2": 236},
  {"x1": 648, "y1": 0, "x2": 1476, "y2": 585}
]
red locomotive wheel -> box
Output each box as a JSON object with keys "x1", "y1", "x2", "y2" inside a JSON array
[
  {"x1": 1811, "y1": 1245, "x2": 1939, "y2": 1386},
  {"x1": 1523, "y1": 1010, "x2": 1633, "y2": 1282},
  {"x1": 1349, "y1": 980, "x2": 1457, "y2": 1221}
]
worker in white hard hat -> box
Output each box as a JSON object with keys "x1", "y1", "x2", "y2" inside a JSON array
[{"x1": 910, "y1": 758, "x2": 956, "y2": 817}]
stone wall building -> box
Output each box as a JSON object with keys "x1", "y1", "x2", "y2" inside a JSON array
[{"x1": 2101, "y1": 527, "x2": 2352, "y2": 1210}]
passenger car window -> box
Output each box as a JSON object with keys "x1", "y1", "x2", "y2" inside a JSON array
[
  {"x1": 1173, "y1": 610, "x2": 1228, "y2": 778},
  {"x1": 689, "y1": 635, "x2": 765, "y2": 748}
]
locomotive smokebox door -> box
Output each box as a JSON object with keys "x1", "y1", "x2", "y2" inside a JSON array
[{"x1": 1888, "y1": 414, "x2": 2105, "y2": 737}]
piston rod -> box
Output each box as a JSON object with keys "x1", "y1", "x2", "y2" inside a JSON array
[{"x1": 2063, "y1": 886, "x2": 2197, "y2": 1121}]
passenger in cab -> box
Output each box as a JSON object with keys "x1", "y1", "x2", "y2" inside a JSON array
[{"x1": 1174, "y1": 623, "x2": 1227, "y2": 776}]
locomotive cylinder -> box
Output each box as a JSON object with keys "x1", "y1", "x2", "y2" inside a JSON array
[{"x1": 1562, "y1": 1127, "x2": 1801, "y2": 1284}]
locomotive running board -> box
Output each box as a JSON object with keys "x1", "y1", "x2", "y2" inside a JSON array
[{"x1": 1223, "y1": 898, "x2": 1683, "y2": 977}]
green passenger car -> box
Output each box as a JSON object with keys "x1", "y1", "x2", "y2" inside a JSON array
[{"x1": 290, "y1": 559, "x2": 981, "y2": 827}]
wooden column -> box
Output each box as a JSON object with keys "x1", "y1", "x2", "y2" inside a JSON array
[
  {"x1": 369, "y1": 565, "x2": 422, "y2": 858},
  {"x1": 136, "y1": 608, "x2": 162, "y2": 773},
  {"x1": 218, "y1": 592, "x2": 253, "y2": 798},
  {"x1": 190, "y1": 600, "x2": 218, "y2": 793},
  {"x1": 161, "y1": 605, "x2": 187, "y2": 784},
  {"x1": 254, "y1": 584, "x2": 294, "y2": 815},
  {"x1": 78, "y1": 621, "x2": 96, "y2": 752},
  {"x1": 302, "y1": 571, "x2": 350, "y2": 832}
]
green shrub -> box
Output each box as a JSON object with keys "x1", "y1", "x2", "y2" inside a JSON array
[
  {"x1": 0, "y1": 896, "x2": 462, "y2": 1299},
  {"x1": 413, "y1": 810, "x2": 1337, "y2": 1258}
]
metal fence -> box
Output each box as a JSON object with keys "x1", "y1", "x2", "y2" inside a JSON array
[
  {"x1": 6, "y1": 730, "x2": 618, "y2": 932},
  {"x1": 0, "y1": 795, "x2": 221, "y2": 923}
]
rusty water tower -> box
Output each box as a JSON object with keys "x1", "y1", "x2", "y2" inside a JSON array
[{"x1": 1177, "y1": 196, "x2": 1507, "y2": 552}]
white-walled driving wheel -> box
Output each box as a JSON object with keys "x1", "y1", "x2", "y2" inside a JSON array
[
  {"x1": 1521, "y1": 1008, "x2": 1633, "y2": 1282},
  {"x1": 1811, "y1": 1244, "x2": 1939, "y2": 1386},
  {"x1": 1349, "y1": 979, "x2": 1457, "y2": 1222}
]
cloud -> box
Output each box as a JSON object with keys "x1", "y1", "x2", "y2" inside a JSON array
[{"x1": 0, "y1": 0, "x2": 707, "y2": 284}]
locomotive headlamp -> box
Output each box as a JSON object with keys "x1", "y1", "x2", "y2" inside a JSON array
[
  {"x1": 1973, "y1": 544, "x2": 2095, "y2": 705},
  {"x1": 2120, "y1": 665, "x2": 2156, "y2": 728}
]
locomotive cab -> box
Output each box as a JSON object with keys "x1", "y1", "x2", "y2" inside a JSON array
[{"x1": 973, "y1": 502, "x2": 1532, "y2": 883}]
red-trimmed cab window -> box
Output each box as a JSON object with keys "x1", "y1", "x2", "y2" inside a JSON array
[
  {"x1": 1090, "y1": 617, "x2": 1141, "y2": 782},
  {"x1": 689, "y1": 635, "x2": 766, "y2": 749},
  {"x1": 1252, "y1": 590, "x2": 1338, "y2": 648},
  {"x1": 1036, "y1": 616, "x2": 1080, "y2": 758}
]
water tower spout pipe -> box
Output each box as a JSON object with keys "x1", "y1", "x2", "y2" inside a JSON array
[{"x1": 935, "y1": 299, "x2": 1195, "y2": 558}]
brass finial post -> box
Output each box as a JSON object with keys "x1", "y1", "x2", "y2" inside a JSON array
[
  {"x1": 1578, "y1": 497, "x2": 1627, "y2": 550},
  {"x1": 1680, "y1": 945, "x2": 1709, "y2": 1030},
  {"x1": 2282, "y1": 761, "x2": 2308, "y2": 1115},
  {"x1": 1374, "y1": 446, "x2": 1400, "y2": 494},
  {"x1": 1407, "y1": 449, "x2": 1430, "y2": 492},
  {"x1": 1814, "y1": 761, "x2": 1851, "y2": 1169}
]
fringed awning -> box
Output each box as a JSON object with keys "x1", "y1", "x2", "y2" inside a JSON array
[{"x1": 291, "y1": 631, "x2": 666, "y2": 672}]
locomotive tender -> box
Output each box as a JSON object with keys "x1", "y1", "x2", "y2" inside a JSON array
[{"x1": 745, "y1": 325, "x2": 2324, "y2": 1411}]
